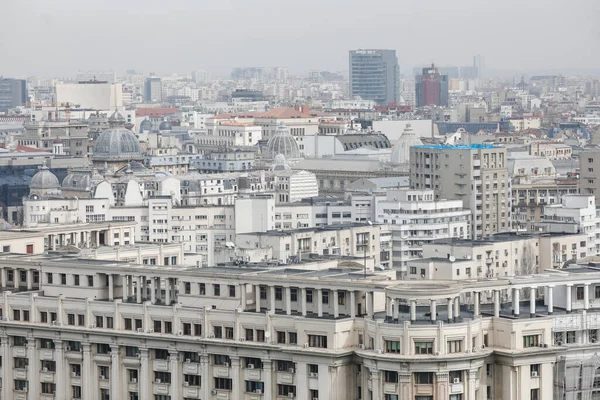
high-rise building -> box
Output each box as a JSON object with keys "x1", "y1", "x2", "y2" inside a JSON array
[
  {"x1": 415, "y1": 64, "x2": 449, "y2": 107},
  {"x1": 0, "y1": 78, "x2": 27, "y2": 112},
  {"x1": 410, "y1": 143, "x2": 510, "y2": 239},
  {"x1": 144, "y1": 76, "x2": 162, "y2": 102},
  {"x1": 579, "y1": 149, "x2": 600, "y2": 203},
  {"x1": 349, "y1": 49, "x2": 399, "y2": 105}
]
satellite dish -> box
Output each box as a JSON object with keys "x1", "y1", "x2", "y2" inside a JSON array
[
  {"x1": 449, "y1": 256, "x2": 456, "y2": 262},
  {"x1": 264, "y1": 332, "x2": 271, "y2": 339}
]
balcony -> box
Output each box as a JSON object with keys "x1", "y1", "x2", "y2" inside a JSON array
[
  {"x1": 153, "y1": 380, "x2": 170, "y2": 395},
  {"x1": 183, "y1": 386, "x2": 201, "y2": 399}
]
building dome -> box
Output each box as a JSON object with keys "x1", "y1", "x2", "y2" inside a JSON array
[
  {"x1": 92, "y1": 127, "x2": 143, "y2": 162},
  {"x1": 140, "y1": 118, "x2": 153, "y2": 132},
  {"x1": 30, "y1": 163, "x2": 60, "y2": 190},
  {"x1": 271, "y1": 154, "x2": 291, "y2": 171},
  {"x1": 390, "y1": 123, "x2": 423, "y2": 165},
  {"x1": 62, "y1": 172, "x2": 92, "y2": 191},
  {"x1": 159, "y1": 119, "x2": 172, "y2": 131},
  {"x1": 266, "y1": 123, "x2": 300, "y2": 160}
]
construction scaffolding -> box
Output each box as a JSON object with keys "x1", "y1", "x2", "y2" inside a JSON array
[{"x1": 555, "y1": 355, "x2": 600, "y2": 400}]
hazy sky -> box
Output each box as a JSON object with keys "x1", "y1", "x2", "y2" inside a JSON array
[{"x1": 2, "y1": 0, "x2": 599, "y2": 78}]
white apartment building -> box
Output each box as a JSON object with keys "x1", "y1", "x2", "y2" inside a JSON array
[
  {"x1": 4, "y1": 253, "x2": 600, "y2": 399},
  {"x1": 376, "y1": 189, "x2": 471, "y2": 274},
  {"x1": 540, "y1": 195, "x2": 599, "y2": 256},
  {"x1": 215, "y1": 123, "x2": 262, "y2": 146}
]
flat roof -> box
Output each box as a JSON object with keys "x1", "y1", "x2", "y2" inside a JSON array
[{"x1": 413, "y1": 143, "x2": 501, "y2": 150}]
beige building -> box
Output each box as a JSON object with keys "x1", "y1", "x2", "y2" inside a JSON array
[
  {"x1": 579, "y1": 149, "x2": 600, "y2": 203},
  {"x1": 410, "y1": 144, "x2": 511, "y2": 239},
  {"x1": 2, "y1": 252, "x2": 600, "y2": 399}
]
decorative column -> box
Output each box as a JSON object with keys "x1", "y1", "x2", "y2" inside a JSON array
[
  {"x1": 150, "y1": 277, "x2": 156, "y2": 304},
  {"x1": 82, "y1": 343, "x2": 92, "y2": 400},
  {"x1": 530, "y1": 287, "x2": 536, "y2": 317},
  {"x1": 547, "y1": 285, "x2": 554, "y2": 315},
  {"x1": 169, "y1": 350, "x2": 180, "y2": 399},
  {"x1": 468, "y1": 369, "x2": 478, "y2": 400},
  {"x1": 585, "y1": 283, "x2": 591, "y2": 310},
  {"x1": 241, "y1": 284, "x2": 247, "y2": 311},
  {"x1": 513, "y1": 288, "x2": 520, "y2": 316},
  {"x1": 410, "y1": 300, "x2": 417, "y2": 322},
  {"x1": 447, "y1": 298, "x2": 453, "y2": 323},
  {"x1": 0, "y1": 267, "x2": 5, "y2": 288},
  {"x1": 430, "y1": 299, "x2": 437, "y2": 322},
  {"x1": 453, "y1": 297, "x2": 460, "y2": 322},
  {"x1": 317, "y1": 289, "x2": 323, "y2": 317},
  {"x1": 566, "y1": 284, "x2": 572, "y2": 313},
  {"x1": 139, "y1": 348, "x2": 150, "y2": 399},
  {"x1": 350, "y1": 291, "x2": 356, "y2": 318},
  {"x1": 269, "y1": 285, "x2": 276, "y2": 313},
  {"x1": 230, "y1": 356, "x2": 240, "y2": 399},
  {"x1": 108, "y1": 274, "x2": 114, "y2": 301},
  {"x1": 370, "y1": 368, "x2": 380, "y2": 400},
  {"x1": 27, "y1": 337, "x2": 38, "y2": 398},
  {"x1": 263, "y1": 360, "x2": 273, "y2": 399},
  {"x1": 474, "y1": 292, "x2": 480, "y2": 317},
  {"x1": 54, "y1": 339, "x2": 65, "y2": 400},
  {"x1": 494, "y1": 290, "x2": 500, "y2": 317},
  {"x1": 333, "y1": 290, "x2": 339, "y2": 318},
  {"x1": 26, "y1": 269, "x2": 33, "y2": 290},
  {"x1": 0, "y1": 336, "x2": 9, "y2": 400},
  {"x1": 256, "y1": 285, "x2": 261, "y2": 312},
  {"x1": 200, "y1": 355, "x2": 210, "y2": 399},
  {"x1": 285, "y1": 287, "x2": 292, "y2": 315},
  {"x1": 165, "y1": 278, "x2": 171, "y2": 305},
  {"x1": 301, "y1": 288, "x2": 307, "y2": 316},
  {"x1": 136, "y1": 276, "x2": 142, "y2": 303},
  {"x1": 110, "y1": 344, "x2": 120, "y2": 400},
  {"x1": 436, "y1": 372, "x2": 449, "y2": 400}
]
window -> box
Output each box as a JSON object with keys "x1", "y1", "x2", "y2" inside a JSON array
[
  {"x1": 415, "y1": 341, "x2": 433, "y2": 354},
  {"x1": 194, "y1": 324, "x2": 202, "y2": 336},
  {"x1": 245, "y1": 380, "x2": 264, "y2": 393},
  {"x1": 384, "y1": 370, "x2": 398, "y2": 383},
  {"x1": 14, "y1": 380, "x2": 28, "y2": 391},
  {"x1": 384, "y1": 340, "x2": 401, "y2": 354},
  {"x1": 447, "y1": 340, "x2": 463, "y2": 353},
  {"x1": 260, "y1": 286, "x2": 267, "y2": 300},
  {"x1": 277, "y1": 331, "x2": 286, "y2": 344},
  {"x1": 530, "y1": 364, "x2": 540, "y2": 377},
  {"x1": 214, "y1": 284, "x2": 221, "y2": 296},
  {"x1": 47, "y1": 273, "x2": 53, "y2": 284},
  {"x1": 590, "y1": 329, "x2": 598, "y2": 343},
  {"x1": 214, "y1": 378, "x2": 232, "y2": 390},
  {"x1": 449, "y1": 370, "x2": 462, "y2": 383},
  {"x1": 40, "y1": 338, "x2": 55, "y2": 349},
  {"x1": 567, "y1": 331, "x2": 577, "y2": 344},
  {"x1": 322, "y1": 290, "x2": 329, "y2": 304},
  {"x1": 414, "y1": 372, "x2": 434, "y2": 384},
  {"x1": 308, "y1": 364, "x2": 318, "y2": 375},
  {"x1": 74, "y1": 275, "x2": 80, "y2": 286},
  {"x1": 308, "y1": 335, "x2": 327, "y2": 348},
  {"x1": 306, "y1": 290, "x2": 313, "y2": 303},
  {"x1": 125, "y1": 346, "x2": 139, "y2": 357},
  {"x1": 155, "y1": 349, "x2": 169, "y2": 360},
  {"x1": 199, "y1": 283, "x2": 206, "y2": 295},
  {"x1": 214, "y1": 326, "x2": 223, "y2": 339},
  {"x1": 275, "y1": 287, "x2": 283, "y2": 301},
  {"x1": 531, "y1": 388, "x2": 539, "y2": 400},
  {"x1": 14, "y1": 357, "x2": 28, "y2": 369},
  {"x1": 87, "y1": 275, "x2": 94, "y2": 286},
  {"x1": 154, "y1": 371, "x2": 171, "y2": 384},
  {"x1": 72, "y1": 386, "x2": 82, "y2": 398},
  {"x1": 99, "y1": 366, "x2": 109, "y2": 378},
  {"x1": 245, "y1": 329, "x2": 254, "y2": 341},
  {"x1": 61, "y1": 273, "x2": 66, "y2": 285},
  {"x1": 214, "y1": 355, "x2": 231, "y2": 366},
  {"x1": 277, "y1": 384, "x2": 296, "y2": 396},
  {"x1": 385, "y1": 395, "x2": 399, "y2": 400},
  {"x1": 13, "y1": 336, "x2": 26, "y2": 346},
  {"x1": 228, "y1": 285, "x2": 235, "y2": 297},
  {"x1": 245, "y1": 357, "x2": 263, "y2": 369},
  {"x1": 277, "y1": 360, "x2": 295, "y2": 372},
  {"x1": 95, "y1": 316, "x2": 103, "y2": 328},
  {"x1": 97, "y1": 343, "x2": 110, "y2": 354},
  {"x1": 128, "y1": 369, "x2": 138, "y2": 382},
  {"x1": 338, "y1": 291, "x2": 345, "y2": 305},
  {"x1": 523, "y1": 335, "x2": 540, "y2": 348},
  {"x1": 184, "y1": 374, "x2": 201, "y2": 386},
  {"x1": 288, "y1": 332, "x2": 297, "y2": 345},
  {"x1": 290, "y1": 288, "x2": 298, "y2": 302},
  {"x1": 41, "y1": 382, "x2": 56, "y2": 394},
  {"x1": 225, "y1": 327, "x2": 234, "y2": 339},
  {"x1": 577, "y1": 286, "x2": 585, "y2": 300}
]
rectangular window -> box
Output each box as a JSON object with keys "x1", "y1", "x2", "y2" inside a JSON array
[
  {"x1": 308, "y1": 335, "x2": 327, "y2": 348},
  {"x1": 384, "y1": 370, "x2": 398, "y2": 383},
  {"x1": 523, "y1": 335, "x2": 540, "y2": 348},
  {"x1": 74, "y1": 275, "x2": 80, "y2": 286},
  {"x1": 415, "y1": 341, "x2": 433, "y2": 354},
  {"x1": 214, "y1": 377, "x2": 233, "y2": 390},
  {"x1": 306, "y1": 289, "x2": 313, "y2": 303},
  {"x1": 577, "y1": 286, "x2": 585, "y2": 300},
  {"x1": 245, "y1": 380, "x2": 264, "y2": 393},
  {"x1": 277, "y1": 384, "x2": 297, "y2": 396},
  {"x1": 322, "y1": 291, "x2": 329, "y2": 304},
  {"x1": 531, "y1": 388, "x2": 539, "y2": 400},
  {"x1": 184, "y1": 374, "x2": 201, "y2": 386},
  {"x1": 275, "y1": 287, "x2": 283, "y2": 301},
  {"x1": 290, "y1": 288, "x2": 298, "y2": 302},
  {"x1": 214, "y1": 326, "x2": 223, "y2": 339},
  {"x1": 447, "y1": 340, "x2": 463, "y2": 353},
  {"x1": 154, "y1": 371, "x2": 171, "y2": 384},
  {"x1": 288, "y1": 332, "x2": 297, "y2": 345},
  {"x1": 199, "y1": 283, "x2": 206, "y2": 295},
  {"x1": 414, "y1": 372, "x2": 434, "y2": 384},
  {"x1": 245, "y1": 329, "x2": 254, "y2": 341},
  {"x1": 229, "y1": 285, "x2": 235, "y2": 297},
  {"x1": 384, "y1": 340, "x2": 401, "y2": 354},
  {"x1": 214, "y1": 354, "x2": 231, "y2": 366},
  {"x1": 214, "y1": 284, "x2": 220, "y2": 296},
  {"x1": 567, "y1": 331, "x2": 577, "y2": 344},
  {"x1": 530, "y1": 364, "x2": 540, "y2": 377}
]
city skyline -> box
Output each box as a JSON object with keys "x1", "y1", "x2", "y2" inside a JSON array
[{"x1": 2, "y1": 0, "x2": 600, "y2": 78}]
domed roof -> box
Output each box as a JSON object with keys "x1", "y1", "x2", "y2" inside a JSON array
[
  {"x1": 92, "y1": 127, "x2": 143, "y2": 162},
  {"x1": 30, "y1": 163, "x2": 60, "y2": 190},
  {"x1": 108, "y1": 109, "x2": 126, "y2": 128},
  {"x1": 271, "y1": 154, "x2": 291, "y2": 171},
  {"x1": 62, "y1": 172, "x2": 92, "y2": 191},
  {"x1": 159, "y1": 120, "x2": 172, "y2": 131},
  {"x1": 140, "y1": 118, "x2": 153, "y2": 132},
  {"x1": 390, "y1": 123, "x2": 423, "y2": 165},
  {"x1": 266, "y1": 123, "x2": 300, "y2": 160}
]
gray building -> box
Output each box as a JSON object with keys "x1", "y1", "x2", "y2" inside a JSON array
[
  {"x1": 579, "y1": 148, "x2": 600, "y2": 203},
  {"x1": 144, "y1": 77, "x2": 162, "y2": 102},
  {"x1": 410, "y1": 143, "x2": 511, "y2": 239},
  {"x1": 349, "y1": 49, "x2": 399, "y2": 105},
  {"x1": 0, "y1": 78, "x2": 27, "y2": 112}
]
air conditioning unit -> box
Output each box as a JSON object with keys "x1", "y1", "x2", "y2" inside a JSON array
[
  {"x1": 185, "y1": 358, "x2": 191, "y2": 363},
  {"x1": 177, "y1": 331, "x2": 183, "y2": 336},
  {"x1": 52, "y1": 320, "x2": 57, "y2": 326},
  {"x1": 136, "y1": 353, "x2": 141, "y2": 358},
  {"x1": 211, "y1": 389, "x2": 218, "y2": 395},
  {"x1": 156, "y1": 379, "x2": 161, "y2": 384},
  {"x1": 66, "y1": 346, "x2": 71, "y2": 351},
  {"x1": 42, "y1": 367, "x2": 48, "y2": 372},
  {"x1": 90, "y1": 324, "x2": 96, "y2": 329},
  {"x1": 289, "y1": 368, "x2": 295, "y2": 374},
  {"x1": 531, "y1": 371, "x2": 538, "y2": 377},
  {"x1": 481, "y1": 344, "x2": 486, "y2": 349},
  {"x1": 239, "y1": 338, "x2": 245, "y2": 342},
  {"x1": 183, "y1": 381, "x2": 189, "y2": 386},
  {"x1": 435, "y1": 351, "x2": 441, "y2": 356},
  {"x1": 100, "y1": 375, "x2": 105, "y2": 380},
  {"x1": 147, "y1": 329, "x2": 154, "y2": 334},
  {"x1": 137, "y1": 328, "x2": 143, "y2": 333},
  {"x1": 358, "y1": 344, "x2": 364, "y2": 350},
  {"x1": 223, "y1": 362, "x2": 229, "y2": 367},
  {"x1": 303, "y1": 343, "x2": 309, "y2": 348},
  {"x1": 288, "y1": 393, "x2": 295, "y2": 398},
  {"x1": 593, "y1": 339, "x2": 597, "y2": 343},
  {"x1": 256, "y1": 389, "x2": 262, "y2": 394},
  {"x1": 310, "y1": 372, "x2": 318, "y2": 378},
  {"x1": 376, "y1": 349, "x2": 382, "y2": 354},
  {"x1": 71, "y1": 372, "x2": 77, "y2": 378},
  {"x1": 453, "y1": 378, "x2": 460, "y2": 384},
  {"x1": 466, "y1": 349, "x2": 471, "y2": 353},
  {"x1": 209, "y1": 334, "x2": 215, "y2": 339},
  {"x1": 131, "y1": 378, "x2": 137, "y2": 383},
  {"x1": 247, "y1": 364, "x2": 254, "y2": 369}
]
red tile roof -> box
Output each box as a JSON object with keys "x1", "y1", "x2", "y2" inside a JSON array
[{"x1": 135, "y1": 108, "x2": 179, "y2": 117}]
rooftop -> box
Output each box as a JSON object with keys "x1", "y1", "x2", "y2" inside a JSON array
[{"x1": 413, "y1": 143, "x2": 501, "y2": 150}]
